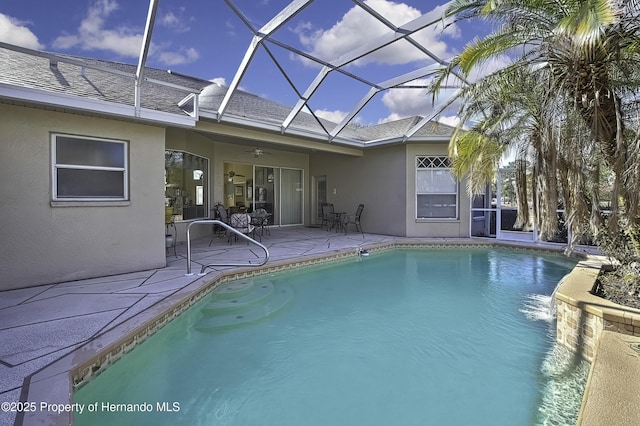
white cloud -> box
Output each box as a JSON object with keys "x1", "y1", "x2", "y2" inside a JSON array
[
  {"x1": 294, "y1": 1, "x2": 459, "y2": 67},
  {"x1": 0, "y1": 14, "x2": 44, "y2": 49},
  {"x1": 468, "y1": 54, "x2": 513, "y2": 82},
  {"x1": 374, "y1": 77, "x2": 468, "y2": 124},
  {"x1": 315, "y1": 109, "x2": 349, "y2": 123},
  {"x1": 375, "y1": 53, "x2": 513, "y2": 123},
  {"x1": 51, "y1": 34, "x2": 79, "y2": 50},
  {"x1": 159, "y1": 8, "x2": 191, "y2": 33},
  {"x1": 379, "y1": 79, "x2": 434, "y2": 118},
  {"x1": 437, "y1": 115, "x2": 461, "y2": 127},
  {"x1": 376, "y1": 112, "x2": 402, "y2": 124},
  {"x1": 377, "y1": 101, "x2": 462, "y2": 127},
  {"x1": 225, "y1": 19, "x2": 237, "y2": 37},
  {"x1": 52, "y1": 0, "x2": 142, "y2": 56},
  {"x1": 209, "y1": 77, "x2": 227, "y2": 86},
  {"x1": 50, "y1": 0, "x2": 199, "y2": 66},
  {"x1": 160, "y1": 12, "x2": 180, "y2": 28},
  {"x1": 157, "y1": 47, "x2": 199, "y2": 66}
]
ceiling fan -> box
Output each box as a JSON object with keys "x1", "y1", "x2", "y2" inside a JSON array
[
  {"x1": 245, "y1": 144, "x2": 271, "y2": 158},
  {"x1": 224, "y1": 170, "x2": 245, "y2": 181}
]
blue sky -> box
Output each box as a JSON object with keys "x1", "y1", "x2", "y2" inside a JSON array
[{"x1": 0, "y1": 0, "x2": 493, "y2": 126}]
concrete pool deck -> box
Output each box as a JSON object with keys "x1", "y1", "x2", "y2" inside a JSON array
[
  {"x1": 578, "y1": 331, "x2": 640, "y2": 425},
  {"x1": 0, "y1": 226, "x2": 636, "y2": 425}
]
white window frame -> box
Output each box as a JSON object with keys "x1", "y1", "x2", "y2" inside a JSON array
[
  {"x1": 51, "y1": 133, "x2": 128, "y2": 202},
  {"x1": 416, "y1": 156, "x2": 459, "y2": 220}
]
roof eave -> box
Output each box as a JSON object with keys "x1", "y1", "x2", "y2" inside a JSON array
[
  {"x1": 363, "y1": 135, "x2": 451, "y2": 147},
  {"x1": 0, "y1": 83, "x2": 197, "y2": 127},
  {"x1": 198, "y1": 108, "x2": 365, "y2": 148}
]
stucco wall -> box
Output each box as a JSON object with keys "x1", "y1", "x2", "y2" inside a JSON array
[
  {"x1": 309, "y1": 145, "x2": 406, "y2": 236},
  {"x1": 309, "y1": 142, "x2": 470, "y2": 237},
  {"x1": 0, "y1": 104, "x2": 166, "y2": 290},
  {"x1": 405, "y1": 143, "x2": 471, "y2": 238}
]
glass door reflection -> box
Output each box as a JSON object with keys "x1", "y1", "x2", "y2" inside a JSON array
[{"x1": 254, "y1": 166, "x2": 277, "y2": 225}]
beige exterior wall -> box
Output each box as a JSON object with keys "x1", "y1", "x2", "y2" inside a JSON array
[
  {"x1": 405, "y1": 144, "x2": 471, "y2": 238},
  {"x1": 0, "y1": 103, "x2": 465, "y2": 290},
  {"x1": 0, "y1": 104, "x2": 166, "y2": 290},
  {"x1": 309, "y1": 144, "x2": 406, "y2": 235},
  {"x1": 309, "y1": 142, "x2": 470, "y2": 237}
]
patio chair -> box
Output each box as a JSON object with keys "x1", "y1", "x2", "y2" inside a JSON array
[
  {"x1": 209, "y1": 203, "x2": 229, "y2": 246},
  {"x1": 321, "y1": 203, "x2": 335, "y2": 230},
  {"x1": 343, "y1": 204, "x2": 364, "y2": 234},
  {"x1": 229, "y1": 213, "x2": 256, "y2": 244},
  {"x1": 250, "y1": 208, "x2": 270, "y2": 238}
]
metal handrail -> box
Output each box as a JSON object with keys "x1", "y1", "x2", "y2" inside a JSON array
[{"x1": 186, "y1": 220, "x2": 270, "y2": 275}]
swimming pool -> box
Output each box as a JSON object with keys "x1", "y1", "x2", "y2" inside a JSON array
[{"x1": 75, "y1": 248, "x2": 588, "y2": 425}]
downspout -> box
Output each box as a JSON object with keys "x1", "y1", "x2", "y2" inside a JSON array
[{"x1": 135, "y1": 0, "x2": 159, "y2": 116}]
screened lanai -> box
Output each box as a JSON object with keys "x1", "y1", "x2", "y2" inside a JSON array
[
  {"x1": 1, "y1": 0, "x2": 472, "y2": 142},
  {"x1": 1, "y1": 0, "x2": 572, "y2": 244},
  {"x1": 135, "y1": 0, "x2": 468, "y2": 146},
  {"x1": 218, "y1": 0, "x2": 467, "y2": 141},
  {"x1": 2, "y1": 0, "x2": 584, "y2": 235}
]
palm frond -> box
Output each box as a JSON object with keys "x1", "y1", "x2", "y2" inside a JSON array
[{"x1": 556, "y1": 0, "x2": 618, "y2": 47}]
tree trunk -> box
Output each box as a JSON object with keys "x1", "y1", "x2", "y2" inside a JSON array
[{"x1": 514, "y1": 159, "x2": 529, "y2": 229}]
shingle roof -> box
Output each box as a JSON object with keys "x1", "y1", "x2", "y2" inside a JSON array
[
  {"x1": 0, "y1": 46, "x2": 453, "y2": 144},
  {"x1": 196, "y1": 82, "x2": 363, "y2": 140},
  {"x1": 356, "y1": 116, "x2": 422, "y2": 140}
]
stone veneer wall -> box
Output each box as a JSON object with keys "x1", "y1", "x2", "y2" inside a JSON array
[
  {"x1": 555, "y1": 259, "x2": 640, "y2": 362},
  {"x1": 556, "y1": 299, "x2": 603, "y2": 361}
]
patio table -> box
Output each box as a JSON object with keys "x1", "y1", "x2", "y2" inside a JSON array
[
  {"x1": 250, "y1": 212, "x2": 272, "y2": 237},
  {"x1": 330, "y1": 212, "x2": 346, "y2": 232}
]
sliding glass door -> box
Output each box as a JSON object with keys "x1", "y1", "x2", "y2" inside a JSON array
[
  {"x1": 280, "y1": 168, "x2": 303, "y2": 225},
  {"x1": 254, "y1": 166, "x2": 277, "y2": 224},
  {"x1": 253, "y1": 166, "x2": 303, "y2": 226}
]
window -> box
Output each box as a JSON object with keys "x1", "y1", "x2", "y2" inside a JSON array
[
  {"x1": 52, "y1": 134, "x2": 128, "y2": 200},
  {"x1": 416, "y1": 156, "x2": 458, "y2": 219},
  {"x1": 165, "y1": 150, "x2": 209, "y2": 221}
]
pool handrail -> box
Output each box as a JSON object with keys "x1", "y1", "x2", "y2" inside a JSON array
[{"x1": 186, "y1": 220, "x2": 270, "y2": 275}]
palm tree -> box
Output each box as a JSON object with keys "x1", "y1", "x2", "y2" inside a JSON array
[
  {"x1": 444, "y1": 64, "x2": 563, "y2": 239},
  {"x1": 433, "y1": 0, "x2": 640, "y2": 247}
]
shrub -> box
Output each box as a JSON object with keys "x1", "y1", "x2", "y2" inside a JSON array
[{"x1": 595, "y1": 220, "x2": 640, "y2": 309}]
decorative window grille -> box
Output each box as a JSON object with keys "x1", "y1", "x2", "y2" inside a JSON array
[{"x1": 416, "y1": 156, "x2": 451, "y2": 169}]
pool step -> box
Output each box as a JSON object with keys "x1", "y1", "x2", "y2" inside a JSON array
[
  {"x1": 195, "y1": 283, "x2": 293, "y2": 332},
  {"x1": 211, "y1": 279, "x2": 256, "y2": 300},
  {"x1": 202, "y1": 282, "x2": 274, "y2": 314}
]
